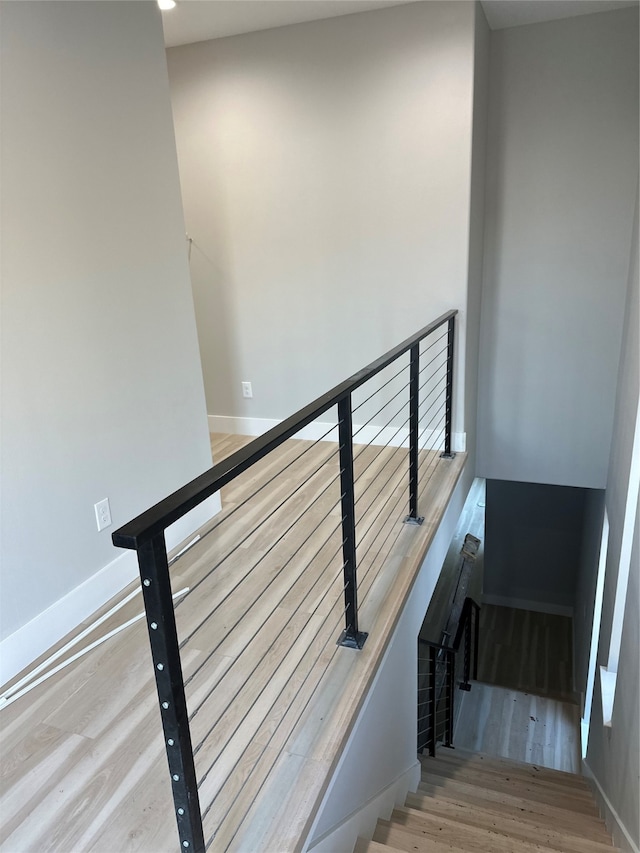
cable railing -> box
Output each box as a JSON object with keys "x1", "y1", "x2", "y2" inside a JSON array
[
  {"x1": 112, "y1": 309, "x2": 457, "y2": 852},
  {"x1": 417, "y1": 595, "x2": 480, "y2": 757}
]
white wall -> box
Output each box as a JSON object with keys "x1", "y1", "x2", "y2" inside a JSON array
[
  {"x1": 306, "y1": 465, "x2": 473, "y2": 852},
  {"x1": 477, "y1": 8, "x2": 639, "y2": 489},
  {"x1": 585, "y1": 184, "x2": 639, "y2": 852},
  {"x1": 167, "y1": 1, "x2": 478, "y2": 444},
  {"x1": 574, "y1": 488, "x2": 606, "y2": 704},
  {"x1": 0, "y1": 1, "x2": 216, "y2": 682},
  {"x1": 464, "y1": 2, "x2": 490, "y2": 469}
]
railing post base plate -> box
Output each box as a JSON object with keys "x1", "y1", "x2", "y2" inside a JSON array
[
  {"x1": 439, "y1": 451, "x2": 456, "y2": 459},
  {"x1": 404, "y1": 515, "x2": 424, "y2": 526},
  {"x1": 459, "y1": 682, "x2": 472, "y2": 692},
  {"x1": 337, "y1": 630, "x2": 368, "y2": 649}
]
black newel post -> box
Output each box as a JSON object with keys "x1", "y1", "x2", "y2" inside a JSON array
[
  {"x1": 337, "y1": 395, "x2": 368, "y2": 650},
  {"x1": 441, "y1": 315, "x2": 456, "y2": 459},
  {"x1": 446, "y1": 651, "x2": 455, "y2": 747},
  {"x1": 405, "y1": 343, "x2": 424, "y2": 525},
  {"x1": 136, "y1": 534, "x2": 205, "y2": 853},
  {"x1": 429, "y1": 646, "x2": 437, "y2": 757}
]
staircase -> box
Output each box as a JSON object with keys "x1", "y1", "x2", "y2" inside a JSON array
[{"x1": 354, "y1": 748, "x2": 616, "y2": 853}]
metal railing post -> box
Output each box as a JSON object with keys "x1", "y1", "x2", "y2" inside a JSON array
[
  {"x1": 460, "y1": 607, "x2": 472, "y2": 692},
  {"x1": 337, "y1": 395, "x2": 368, "y2": 650},
  {"x1": 446, "y1": 651, "x2": 455, "y2": 747},
  {"x1": 441, "y1": 315, "x2": 456, "y2": 459},
  {"x1": 405, "y1": 344, "x2": 424, "y2": 525},
  {"x1": 429, "y1": 646, "x2": 437, "y2": 757},
  {"x1": 473, "y1": 602, "x2": 480, "y2": 680},
  {"x1": 136, "y1": 534, "x2": 205, "y2": 853}
]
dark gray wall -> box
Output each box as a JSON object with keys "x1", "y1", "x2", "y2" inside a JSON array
[{"x1": 484, "y1": 479, "x2": 589, "y2": 611}]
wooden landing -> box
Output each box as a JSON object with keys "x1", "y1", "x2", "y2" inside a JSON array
[{"x1": 0, "y1": 434, "x2": 465, "y2": 852}]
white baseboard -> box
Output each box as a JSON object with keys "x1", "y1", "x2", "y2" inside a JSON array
[
  {"x1": 481, "y1": 594, "x2": 574, "y2": 618},
  {"x1": 0, "y1": 494, "x2": 220, "y2": 689},
  {"x1": 305, "y1": 761, "x2": 421, "y2": 853},
  {"x1": 582, "y1": 759, "x2": 640, "y2": 853},
  {"x1": 209, "y1": 414, "x2": 466, "y2": 454}
]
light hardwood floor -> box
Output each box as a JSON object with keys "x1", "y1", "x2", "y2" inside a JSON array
[
  {"x1": 477, "y1": 605, "x2": 576, "y2": 703},
  {"x1": 0, "y1": 433, "x2": 465, "y2": 853},
  {"x1": 454, "y1": 682, "x2": 581, "y2": 774}
]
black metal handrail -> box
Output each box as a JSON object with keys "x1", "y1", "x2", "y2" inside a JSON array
[
  {"x1": 417, "y1": 596, "x2": 480, "y2": 756},
  {"x1": 112, "y1": 309, "x2": 456, "y2": 550},
  {"x1": 112, "y1": 309, "x2": 457, "y2": 852}
]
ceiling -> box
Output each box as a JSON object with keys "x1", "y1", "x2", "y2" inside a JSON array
[{"x1": 161, "y1": 0, "x2": 638, "y2": 47}]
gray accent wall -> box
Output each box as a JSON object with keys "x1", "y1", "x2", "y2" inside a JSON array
[
  {"x1": 484, "y1": 479, "x2": 588, "y2": 612},
  {"x1": 477, "y1": 8, "x2": 639, "y2": 489},
  {"x1": 0, "y1": 2, "x2": 212, "y2": 641}
]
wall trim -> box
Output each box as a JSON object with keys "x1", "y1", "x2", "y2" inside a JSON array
[
  {"x1": 0, "y1": 494, "x2": 219, "y2": 689},
  {"x1": 305, "y1": 761, "x2": 420, "y2": 852},
  {"x1": 481, "y1": 593, "x2": 574, "y2": 618},
  {"x1": 209, "y1": 414, "x2": 466, "y2": 453},
  {"x1": 582, "y1": 759, "x2": 640, "y2": 853}
]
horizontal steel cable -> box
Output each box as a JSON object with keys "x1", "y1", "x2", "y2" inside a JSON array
[
  {"x1": 177, "y1": 456, "x2": 344, "y2": 651},
  {"x1": 191, "y1": 543, "x2": 348, "y2": 779},
  {"x1": 204, "y1": 414, "x2": 452, "y2": 844},
  {"x1": 351, "y1": 396, "x2": 410, "y2": 465},
  {"x1": 355, "y1": 433, "x2": 410, "y2": 523},
  {"x1": 357, "y1": 423, "x2": 446, "y2": 596},
  {"x1": 187, "y1": 509, "x2": 346, "y2": 728},
  {"x1": 418, "y1": 368, "x2": 447, "y2": 401},
  {"x1": 419, "y1": 329, "x2": 448, "y2": 356},
  {"x1": 418, "y1": 345, "x2": 448, "y2": 377},
  {"x1": 351, "y1": 361, "x2": 409, "y2": 415},
  {"x1": 351, "y1": 379, "x2": 411, "y2": 441},
  {"x1": 172, "y1": 422, "x2": 341, "y2": 600},
  {"x1": 182, "y1": 473, "x2": 346, "y2": 678},
  {"x1": 199, "y1": 576, "x2": 350, "y2": 844}
]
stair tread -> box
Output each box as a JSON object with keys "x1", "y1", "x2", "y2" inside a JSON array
[
  {"x1": 422, "y1": 758, "x2": 594, "y2": 799},
  {"x1": 375, "y1": 820, "x2": 570, "y2": 853},
  {"x1": 372, "y1": 824, "x2": 481, "y2": 853},
  {"x1": 354, "y1": 838, "x2": 407, "y2": 853},
  {"x1": 393, "y1": 803, "x2": 614, "y2": 852},
  {"x1": 419, "y1": 771, "x2": 600, "y2": 816},
  {"x1": 432, "y1": 748, "x2": 589, "y2": 788},
  {"x1": 407, "y1": 790, "x2": 611, "y2": 843}
]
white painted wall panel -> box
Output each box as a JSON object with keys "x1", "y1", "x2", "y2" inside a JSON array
[
  {"x1": 477, "y1": 8, "x2": 639, "y2": 488},
  {"x1": 167, "y1": 1, "x2": 477, "y2": 443},
  {"x1": 0, "y1": 3, "x2": 214, "y2": 656}
]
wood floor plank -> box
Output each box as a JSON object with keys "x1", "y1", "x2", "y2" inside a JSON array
[
  {"x1": 477, "y1": 605, "x2": 577, "y2": 703},
  {"x1": 453, "y1": 681, "x2": 581, "y2": 773}
]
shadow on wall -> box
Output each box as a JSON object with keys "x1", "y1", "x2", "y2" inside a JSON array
[
  {"x1": 483, "y1": 479, "x2": 591, "y2": 613},
  {"x1": 188, "y1": 236, "x2": 241, "y2": 423}
]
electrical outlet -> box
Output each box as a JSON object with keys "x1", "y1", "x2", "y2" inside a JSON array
[
  {"x1": 94, "y1": 498, "x2": 112, "y2": 532},
  {"x1": 242, "y1": 381, "x2": 253, "y2": 399}
]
